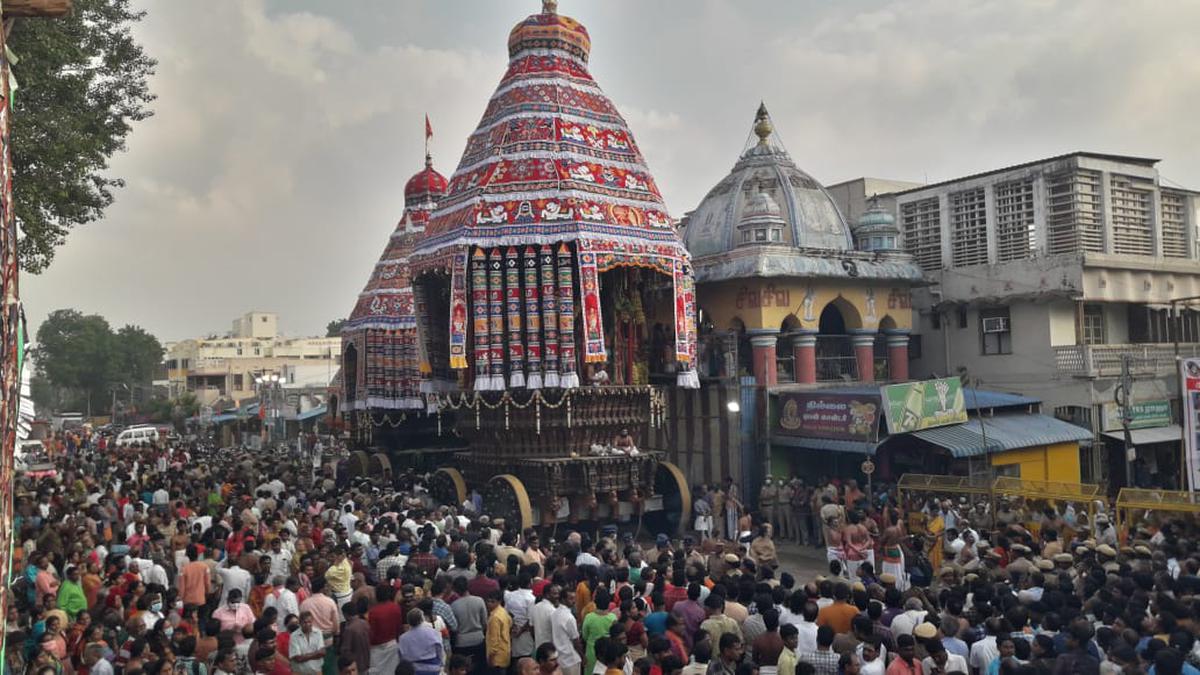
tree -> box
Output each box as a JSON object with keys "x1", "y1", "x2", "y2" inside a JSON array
[
  {"x1": 33, "y1": 309, "x2": 114, "y2": 412},
  {"x1": 110, "y1": 324, "x2": 163, "y2": 385},
  {"x1": 326, "y1": 318, "x2": 347, "y2": 337},
  {"x1": 33, "y1": 308, "x2": 163, "y2": 414},
  {"x1": 9, "y1": 0, "x2": 156, "y2": 273}
]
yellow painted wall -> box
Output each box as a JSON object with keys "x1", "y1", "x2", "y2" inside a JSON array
[
  {"x1": 989, "y1": 442, "x2": 1081, "y2": 482},
  {"x1": 698, "y1": 278, "x2": 915, "y2": 333}
]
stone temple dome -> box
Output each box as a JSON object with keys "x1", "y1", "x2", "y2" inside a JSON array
[
  {"x1": 683, "y1": 103, "x2": 854, "y2": 261},
  {"x1": 854, "y1": 195, "x2": 901, "y2": 252}
]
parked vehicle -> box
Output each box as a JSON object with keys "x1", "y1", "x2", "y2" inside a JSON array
[{"x1": 115, "y1": 425, "x2": 159, "y2": 447}]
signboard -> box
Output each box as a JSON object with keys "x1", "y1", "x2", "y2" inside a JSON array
[
  {"x1": 881, "y1": 377, "x2": 968, "y2": 434},
  {"x1": 1101, "y1": 400, "x2": 1172, "y2": 432},
  {"x1": 776, "y1": 392, "x2": 880, "y2": 442},
  {"x1": 1182, "y1": 359, "x2": 1200, "y2": 491}
]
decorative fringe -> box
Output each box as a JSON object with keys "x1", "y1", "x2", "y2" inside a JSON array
[
  {"x1": 526, "y1": 372, "x2": 543, "y2": 390},
  {"x1": 677, "y1": 369, "x2": 700, "y2": 389},
  {"x1": 509, "y1": 371, "x2": 526, "y2": 389},
  {"x1": 419, "y1": 381, "x2": 434, "y2": 393},
  {"x1": 545, "y1": 371, "x2": 561, "y2": 388},
  {"x1": 560, "y1": 372, "x2": 580, "y2": 389}
]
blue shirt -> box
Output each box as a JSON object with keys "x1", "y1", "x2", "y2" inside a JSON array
[{"x1": 644, "y1": 611, "x2": 669, "y2": 636}]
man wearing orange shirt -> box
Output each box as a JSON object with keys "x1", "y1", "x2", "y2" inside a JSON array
[
  {"x1": 816, "y1": 584, "x2": 858, "y2": 635},
  {"x1": 178, "y1": 545, "x2": 212, "y2": 607}
]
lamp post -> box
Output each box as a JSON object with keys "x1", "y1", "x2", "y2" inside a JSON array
[{"x1": 254, "y1": 372, "x2": 286, "y2": 446}]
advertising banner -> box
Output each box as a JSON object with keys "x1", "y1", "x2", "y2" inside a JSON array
[
  {"x1": 1182, "y1": 359, "x2": 1200, "y2": 491},
  {"x1": 776, "y1": 392, "x2": 880, "y2": 442},
  {"x1": 881, "y1": 377, "x2": 969, "y2": 433},
  {"x1": 1101, "y1": 399, "x2": 1172, "y2": 432}
]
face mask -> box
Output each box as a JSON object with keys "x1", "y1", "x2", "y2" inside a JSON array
[
  {"x1": 151, "y1": 602, "x2": 163, "y2": 613},
  {"x1": 164, "y1": 626, "x2": 174, "y2": 637},
  {"x1": 229, "y1": 601, "x2": 240, "y2": 610}
]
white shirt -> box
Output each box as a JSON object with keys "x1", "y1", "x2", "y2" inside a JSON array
[
  {"x1": 924, "y1": 655, "x2": 968, "y2": 675},
  {"x1": 265, "y1": 587, "x2": 300, "y2": 631},
  {"x1": 969, "y1": 636, "x2": 999, "y2": 673},
  {"x1": 505, "y1": 588, "x2": 537, "y2": 656},
  {"x1": 268, "y1": 548, "x2": 293, "y2": 580},
  {"x1": 289, "y1": 628, "x2": 326, "y2": 675},
  {"x1": 529, "y1": 599, "x2": 557, "y2": 651},
  {"x1": 550, "y1": 605, "x2": 582, "y2": 668},
  {"x1": 890, "y1": 609, "x2": 927, "y2": 638},
  {"x1": 217, "y1": 565, "x2": 252, "y2": 605},
  {"x1": 796, "y1": 619, "x2": 819, "y2": 653},
  {"x1": 153, "y1": 488, "x2": 170, "y2": 506}
]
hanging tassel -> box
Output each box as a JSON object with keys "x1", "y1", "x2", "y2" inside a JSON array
[
  {"x1": 557, "y1": 243, "x2": 580, "y2": 389},
  {"x1": 539, "y1": 244, "x2": 561, "y2": 388},
  {"x1": 488, "y1": 249, "x2": 507, "y2": 391}
]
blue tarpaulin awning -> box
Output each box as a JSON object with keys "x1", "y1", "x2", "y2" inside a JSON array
[
  {"x1": 295, "y1": 405, "x2": 327, "y2": 422},
  {"x1": 910, "y1": 414, "x2": 1092, "y2": 458},
  {"x1": 772, "y1": 435, "x2": 878, "y2": 455}
]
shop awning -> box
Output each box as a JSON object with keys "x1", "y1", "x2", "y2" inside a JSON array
[
  {"x1": 295, "y1": 405, "x2": 327, "y2": 421},
  {"x1": 773, "y1": 435, "x2": 878, "y2": 455},
  {"x1": 1101, "y1": 424, "x2": 1182, "y2": 446},
  {"x1": 910, "y1": 414, "x2": 1092, "y2": 458}
]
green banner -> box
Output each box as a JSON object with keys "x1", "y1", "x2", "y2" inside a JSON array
[
  {"x1": 1101, "y1": 400, "x2": 1172, "y2": 432},
  {"x1": 881, "y1": 377, "x2": 968, "y2": 433}
]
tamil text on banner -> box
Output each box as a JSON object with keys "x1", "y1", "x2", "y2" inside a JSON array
[
  {"x1": 1182, "y1": 358, "x2": 1200, "y2": 491},
  {"x1": 1100, "y1": 399, "x2": 1172, "y2": 432},
  {"x1": 880, "y1": 377, "x2": 969, "y2": 434},
  {"x1": 776, "y1": 392, "x2": 881, "y2": 442}
]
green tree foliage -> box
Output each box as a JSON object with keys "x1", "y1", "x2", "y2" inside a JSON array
[
  {"x1": 326, "y1": 318, "x2": 347, "y2": 337},
  {"x1": 33, "y1": 308, "x2": 163, "y2": 413},
  {"x1": 9, "y1": 0, "x2": 156, "y2": 272}
]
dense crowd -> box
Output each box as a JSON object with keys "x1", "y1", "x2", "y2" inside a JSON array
[{"x1": 9, "y1": 435, "x2": 1200, "y2": 675}]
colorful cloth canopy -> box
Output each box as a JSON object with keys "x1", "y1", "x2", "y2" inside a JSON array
[{"x1": 412, "y1": 4, "x2": 699, "y2": 390}]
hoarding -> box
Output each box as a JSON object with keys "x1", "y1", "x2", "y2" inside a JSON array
[
  {"x1": 1101, "y1": 400, "x2": 1172, "y2": 432},
  {"x1": 776, "y1": 392, "x2": 880, "y2": 442},
  {"x1": 881, "y1": 377, "x2": 968, "y2": 433}
]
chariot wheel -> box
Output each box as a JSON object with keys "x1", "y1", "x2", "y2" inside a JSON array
[
  {"x1": 348, "y1": 450, "x2": 371, "y2": 478},
  {"x1": 369, "y1": 452, "x2": 392, "y2": 478},
  {"x1": 483, "y1": 474, "x2": 534, "y2": 532},
  {"x1": 429, "y1": 467, "x2": 468, "y2": 508},
  {"x1": 645, "y1": 461, "x2": 691, "y2": 537}
]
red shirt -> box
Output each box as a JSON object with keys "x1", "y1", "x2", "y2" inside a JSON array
[
  {"x1": 662, "y1": 584, "x2": 688, "y2": 613},
  {"x1": 367, "y1": 601, "x2": 404, "y2": 646}
]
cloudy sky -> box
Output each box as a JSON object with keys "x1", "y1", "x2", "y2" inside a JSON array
[{"x1": 20, "y1": 0, "x2": 1200, "y2": 342}]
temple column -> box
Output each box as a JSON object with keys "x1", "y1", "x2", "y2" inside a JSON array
[
  {"x1": 885, "y1": 330, "x2": 911, "y2": 382},
  {"x1": 749, "y1": 331, "x2": 779, "y2": 387},
  {"x1": 792, "y1": 330, "x2": 818, "y2": 385},
  {"x1": 851, "y1": 330, "x2": 878, "y2": 383}
]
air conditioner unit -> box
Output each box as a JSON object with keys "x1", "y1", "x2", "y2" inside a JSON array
[{"x1": 982, "y1": 316, "x2": 1010, "y2": 333}]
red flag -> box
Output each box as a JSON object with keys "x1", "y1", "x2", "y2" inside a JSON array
[{"x1": 425, "y1": 115, "x2": 433, "y2": 140}]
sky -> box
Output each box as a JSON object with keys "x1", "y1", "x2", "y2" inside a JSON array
[{"x1": 19, "y1": 0, "x2": 1200, "y2": 343}]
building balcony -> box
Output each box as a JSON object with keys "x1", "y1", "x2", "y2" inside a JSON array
[{"x1": 1053, "y1": 343, "x2": 1200, "y2": 377}]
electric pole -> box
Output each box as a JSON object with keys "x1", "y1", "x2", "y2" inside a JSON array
[{"x1": 1115, "y1": 354, "x2": 1136, "y2": 488}]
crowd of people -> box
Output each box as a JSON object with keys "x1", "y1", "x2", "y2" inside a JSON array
[{"x1": 9, "y1": 434, "x2": 1200, "y2": 675}]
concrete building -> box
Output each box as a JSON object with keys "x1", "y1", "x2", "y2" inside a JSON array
[
  {"x1": 164, "y1": 312, "x2": 339, "y2": 404},
  {"x1": 825, "y1": 177, "x2": 923, "y2": 227},
  {"x1": 874, "y1": 152, "x2": 1200, "y2": 488}
]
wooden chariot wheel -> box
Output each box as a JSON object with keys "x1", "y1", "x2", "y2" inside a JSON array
[
  {"x1": 645, "y1": 461, "x2": 692, "y2": 537},
  {"x1": 429, "y1": 467, "x2": 468, "y2": 508},
  {"x1": 482, "y1": 474, "x2": 534, "y2": 532}
]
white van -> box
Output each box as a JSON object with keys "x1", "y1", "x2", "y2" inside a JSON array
[{"x1": 115, "y1": 426, "x2": 159, "y2": 448}]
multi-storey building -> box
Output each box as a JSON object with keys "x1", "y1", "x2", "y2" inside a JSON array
[
  {"x1": 164, "y1": 311, "x2": 339, "y2": 404},
  {"x1": 877, "y1": 152, "x2": 1200, "y2": 487}
]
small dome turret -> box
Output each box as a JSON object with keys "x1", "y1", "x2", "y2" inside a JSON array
[{"x1": 853, "y1": 195, "x2": 900, "y2": 252}]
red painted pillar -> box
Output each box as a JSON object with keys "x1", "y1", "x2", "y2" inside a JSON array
[
  {"x1": 886, "y1": 331, "x2": 910, "y2": 382},
  {"x1": 750, "y1": 333, "x2": 779, "y2": 387},
  {"x1": 792, "y1": 331, "x2": 817, "y2": 384},
  {"x1": 852, "y1": 331, "x2": 877, "y2": 383}
]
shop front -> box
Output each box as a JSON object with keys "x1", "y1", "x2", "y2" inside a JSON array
[{"x1": 1098, "y1": 400, "x2": 1184, "y2": 490}]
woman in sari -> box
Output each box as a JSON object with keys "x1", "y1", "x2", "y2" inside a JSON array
[{"x1": 925, "y1": 501, "x2": 946, "y2": 572}]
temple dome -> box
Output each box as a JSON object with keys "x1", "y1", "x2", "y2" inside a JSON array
[
  {"x1": 682, "y1": 103, "x2": 854, "y2": 260},
  {"x1": 853, "y1": 195, "x2": 900, "y2": 252},
  {"x1": 404, "y1": 155, "x2": 448, "y2": 210}
]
